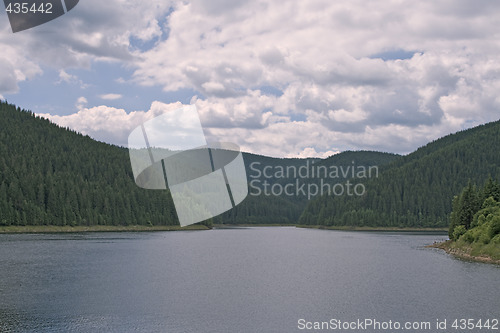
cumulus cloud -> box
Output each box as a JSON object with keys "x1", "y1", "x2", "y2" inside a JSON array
[
  {"x1": 57, "y1": 69, "x2": 88, "y2": 88},
  {"x1": 126, "y1": 0, "x2": 500, "y2": 155},
  {"x1": 3, "y1": 0, "x2": 500, "y2": 156},
  {"x1": 75, "y1": 96, "x2": 88, "y2": 109},
  {"x1": 37, "y1": 101, "x2": 183, "y2": 146},
  {"x1": 286, "y1": 148, "x2": 340, "y2": 159},
  {"x1": 0, "y1": 0, "x2": 175, "y2": 90},
  {"x1": 0, "y1": 43, "x2": 42, "y2": 94},
  {"x1": 57, "y1": 70, "x2": 77, "y2": 84},
  {"x1": 99, "y1": 93, "x2": 123, "y2": 100}
]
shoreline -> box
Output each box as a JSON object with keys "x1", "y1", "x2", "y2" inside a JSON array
[
  {"x1": 0, "y1": 224, "x2": 210, "y2": 234},
  {"x1": 0, "y1": 224, "x2": 449, "y2": 234},
  {"x1": 427, "y1": 240, "x2": 500, "y2": 265},
  {"x1": 213, "y1": 223, "x2": 297, "y2": 228},
  {"x1": 296, "y1": 225, "x2": 448, "y2": 232},
  {"x1": 3, "y1": 224, "x2": 497, "y2": 265},
  {"x1": 215, "y1": 224, "x2": 447, "y2": 232}
]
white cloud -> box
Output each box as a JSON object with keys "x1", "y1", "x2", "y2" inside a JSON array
[
  {"x1": 99, "y1": 93, "x2": 123, "y2": 100},
  {"x1": 37, "y1": 101, "x2": 183, "y2": 146},
  {"x1": 0, "y1": 0, "x2": 175, "y2": 89},
  {"x1": 0, "y1": 43, "x2": 42, "y2": 94},
  {"x1": 125, "y1": 0, "x2": 500, "y2": 155},
  {"x1": 286, "y1": 148, "x2": 340, "y2": 159},
  {"x1": 56, "y1": 69, "x2": 89, "y2": 88},
  {"x1": 3, "y1": 0, "x2": 500, "y2": 156},
  {"x1": 75, "y1": 96, "x2": 88, "y2": 109},
  {"x1": 58, "y1": 70, "x2": 77, "y2": 84}
]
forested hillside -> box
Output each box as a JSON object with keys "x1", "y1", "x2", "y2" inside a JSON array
[
  {"x1": 216, "y1": 150, "x2": 399, "y2": 224},
  {"x1": 299, "y1": 120, "x2": 500, "y2": 228},
  {"x1": 0, "y1": 101, "x2": 397, "y2": 226},
  {"x1": 0, "y1": 101, "x2": 180, "y2": 227},
  {"x1": 2, "y1": 101, "x2": 498, "y2": 228}
]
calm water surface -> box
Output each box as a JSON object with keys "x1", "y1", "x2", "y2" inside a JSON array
[{"x1": 0, "y1": 227, "x2": 498, "y2": 332}]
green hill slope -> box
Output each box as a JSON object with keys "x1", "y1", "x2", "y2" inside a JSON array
[
  {"x1": 217, "y1": 150, "x2": 399, "y2": 224},
  {"x1": 299, "y1": 120, "x2": 500, "y2": 228},
  {"x1": 2, "y1": 101, "x2": 497, "y2": 229},
  {"x1": 0, "y1": 101, "x2": 181, "y2": 227},
  {"x1": 0, "y1": 102, "x2": 400, "y2": 227}
]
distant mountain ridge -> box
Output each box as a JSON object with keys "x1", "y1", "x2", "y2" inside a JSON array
[
  {"x1": 218, "y1": 150, "x2": 399, "y2": 224},
  {"x1": 1, "y1": 101, "x2": 498, "y2": 228},
  {"x1": 299, "y1": 119, "x2": 500, "y2": 227},
  {"x1": 0, "y1": 101, "x2": 396, "y2": 227}
]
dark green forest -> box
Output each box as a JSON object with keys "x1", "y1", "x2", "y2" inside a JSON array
[
  {"x1": 0, "y1": 101, "x2": 398, "y2": 227},
  {"x1": 216, "y1": 150, "x2": 398, "y2": 224},
  {"x1": 0, "y1": 101, "x2": 180, "y2": 227},
  {"x1": 299, "y1": 119, "x2": 500, "y2": 228},
  {"x1": 1, "y1": 101, "x2": 499, "y2": 229}
]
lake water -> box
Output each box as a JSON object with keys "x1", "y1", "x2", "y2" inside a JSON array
[{"x1": 0, "y1": 227, "x2": 498, "y2": 332}]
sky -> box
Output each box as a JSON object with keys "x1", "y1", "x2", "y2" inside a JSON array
[{"x1": 1, "y1": 0, "x2": 499, "y2": 158}]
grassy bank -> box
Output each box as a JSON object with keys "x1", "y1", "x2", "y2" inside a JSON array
[
  {"x1": 429, "y1": 240, "x2": 500, "y2": 265},
  {"x1": 0, "y1": 224, "x2": 210, "y2": 234}
]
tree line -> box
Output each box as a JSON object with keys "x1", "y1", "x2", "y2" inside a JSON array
[
  {"x1": 299, "y1": 119, "x2": 500, "y2": 228},
  {"x1": 1, "y1": 100, "x2": 499, "y2": 229},
  {"x1": 0, "y1": 101, "x2": 182, "y2": 227},
  {"x1": 448, "y1": 178, "x2": 500, "y2": 243}
]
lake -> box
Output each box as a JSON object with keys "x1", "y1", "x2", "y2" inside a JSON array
[{"x1": 0, "y1": 227, "x2": 498, "y2": 332}]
